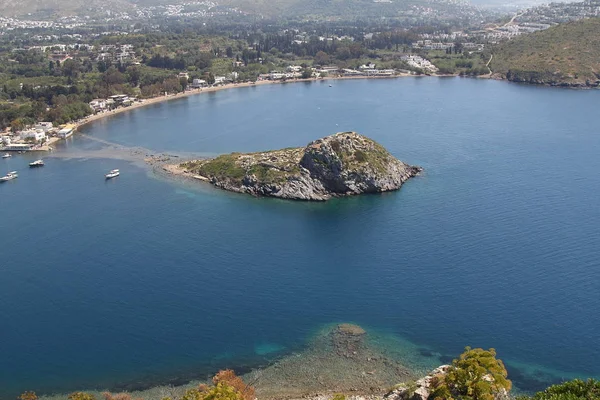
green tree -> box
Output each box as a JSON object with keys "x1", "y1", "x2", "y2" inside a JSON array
[
  {"x1": 126, "y1": 66, "x2": 141, "y2": 87},
  {"x1": 431, "y1": 347, "x2": 511, "y2": 400},
  {"x1": 315, "y1": 51, "x2": 330, "y2": 65},
  {"x1": 205, "y1": 72, "x2": 215, "y2": 85},
  {"x1": 180, "y1": 77, "x2": 189, "y2": 91},
  {"x1": 61, "y1": 59, "x2": 81, "y2": 79},
  {"x1": 102, "y1": 67, "x2": 125, "y2": 87},
  {"x1": 10, "y1": 118, "x2": 27, "y2": 132},
  {"x1": 301, "y1": 68, "x2": 313, "y2": 79}
]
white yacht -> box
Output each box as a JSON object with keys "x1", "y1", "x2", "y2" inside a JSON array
[
  {"x1": 105, "y1": 169, "x2": 120, "y2": 179},
  {"x1": 2, "y1": 153, "x2": 11, "y2": 159},
  {"x1": 29, "y1": 160, "x2": 44, "y2": 167},
  {"x1": 0, "y1": 171, "x2": 18, "y2": 182}
]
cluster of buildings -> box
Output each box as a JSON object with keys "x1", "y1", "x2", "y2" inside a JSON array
[
  {"x1": 483, "y1": 23, "x2": 551, "y2": 42},
  {"x1": 1, "y1": 123, "x2": 75, "y2": 152},
  {"x1": 89, "y1": 95, "x2": 138, "y2": 113},
  {"x1": 516, "y1": 0, "x2": 600, "y2": 25},
  {"x1": 256, "y1": 64, "x2": 400, "y2": 81},
  {"x1": 96, "y1": 44, "x2": 136, "y2": 63},
  {"x1": 412, "y1": 40, "x2": 455, "y2": 51},
  {"x1": 402, "y1": 55, "x2": 439, "y2": 73}
]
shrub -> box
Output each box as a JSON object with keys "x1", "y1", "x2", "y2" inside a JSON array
[
  {"x1": 213, "y1": 369, "x2": 255, "y2": 400},
  {"x1": 431, "y1": 347, "x2": 511, "y2": 400},
  {"x1": 18, "y1": 392, "x2": 38, "y2": 400},
  {"x1": 102, "y1": 392, "x2": 138, "y2": 400},
  {"x1": 354, "y1": 150, "x2": 368, "y2": 163},
  {"x1": 68, "y1": 393, "x2": 96, "y2": 400},
  {"x1": 517, "y1": 379, "x2": 600, "y2": 400},
  {"x1": 182, "y1": 382, "x2": 242, "y2": 400}
]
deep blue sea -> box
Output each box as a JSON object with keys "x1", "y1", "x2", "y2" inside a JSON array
[{"x1": 1, "y1": 78, "x2": 599, "y2": 399}]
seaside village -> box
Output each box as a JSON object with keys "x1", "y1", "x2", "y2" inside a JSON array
[
  {"x1": 1, "y1": 60, "x2": 435, "y2": 154},
  {"x1": 1, "y1": 121, "x2": 75, "y2": 152},
  {"x1": 0, "y1": 93, "x2": 139, "y2": 154}
]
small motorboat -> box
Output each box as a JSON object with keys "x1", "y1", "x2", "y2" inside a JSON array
[
  {"x1": 0, "y1": 171, "x2": 18, "y2": 182},
  {"x1": 2, "y1": 153, "x2": 11, "y2": 158},
  {"x1": 105, "y1": 169, "x2": 120, "y2": 179},
  {"x1": 329, "y1": 84, "x2": 333, "y2": 87},
  {"x1": 29, "y1": 160, "x2": 44, "y2": 167}
]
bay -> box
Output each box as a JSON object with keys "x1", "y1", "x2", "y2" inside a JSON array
[{"x1": 1, "y1": 77, "x2": 599, "y2": 398}]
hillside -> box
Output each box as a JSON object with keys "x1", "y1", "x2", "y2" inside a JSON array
[
  {"x1": 219, "y1": 0, "x2": 471, "y2": 19},
  {"x1": 175, "y1": 132, "x2": 421, "y2": 201},
  {"x1": 0, "y1": 0, "x2": 132, "y2": 17},
  {"x1": 0, "y1": 0, "x2": 480, "y2": 20},
  {"x1": 491, "y1": 18, "x2": 600, "y2": 87}
]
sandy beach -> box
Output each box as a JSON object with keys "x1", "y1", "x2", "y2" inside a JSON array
[{"x1": 73, "y1": 74, "x2": 413, "y2": 132}]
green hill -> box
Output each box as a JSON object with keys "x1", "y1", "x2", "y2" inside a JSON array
[{"x1": 491, "y1": 18, "x2": 600, "y2": 87}]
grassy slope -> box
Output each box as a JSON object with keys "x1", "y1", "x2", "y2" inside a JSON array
[{"x1": 491, "y1": 18, "x2": 600, "y2": 86}]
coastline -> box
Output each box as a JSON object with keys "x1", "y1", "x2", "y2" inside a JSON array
[
  {"x1": 37, "y1": 324, "x2": 427, "y2": 400},
  {"x1": 73, "y1": 74, "x2": 413, "y2": 133}
]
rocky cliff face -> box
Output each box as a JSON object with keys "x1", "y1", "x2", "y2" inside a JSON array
[
  {"x1": 384, "y1": 365, "x2": 451, "y2": 400},
  {"x1": 180, "y1": 132, "x2": 421, "y2": 201}
]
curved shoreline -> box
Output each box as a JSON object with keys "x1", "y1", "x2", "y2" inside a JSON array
[{"x1": 73, "y1": 74, "x2": 414, "y2": 132}]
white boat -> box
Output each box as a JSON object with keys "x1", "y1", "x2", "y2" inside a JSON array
[
  {"x1": 329, "y1": 84, "x2": 333, "y2": 87},
  {"x1": 2, "y1": 153, "x2": 11, "y2": 158},
  {"x1": 105, "y1": 169, "x2": 120, "y2": 179},
  {"x1": 29, "y1": 159, "x2": 44, "y2": 167},
  {"x1": 0, "y1": 171, "x2": 18, "y2": 182}
]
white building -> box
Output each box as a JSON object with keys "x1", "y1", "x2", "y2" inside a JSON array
[
  {"x1": 58, "y1": 126, "x2": 74, "y2": 139},
  {"x1": 34, "y1": 122, "x2": 54, "y2": 132},
  {"x1": 20, "y1": 130, "x2": 47, "y2": 143},
  {"x1": 191, "y1": 78, "x2": 207, "y2": 88},
  {"x1": 89, "y1": 99, "x2": 107, "y2": 112},
  {"x1": 269, "y1": 72, "x2": 285, "y2": 80}
]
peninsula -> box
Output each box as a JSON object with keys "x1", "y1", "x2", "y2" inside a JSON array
[
  {"x1": 175, "y1": 132, "x2": 421, "y2": 201},
  {"x1": 491, "y1": 18, "x2": 600, "y2": 87}
]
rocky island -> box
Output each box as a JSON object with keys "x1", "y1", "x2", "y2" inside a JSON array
[{"x1": 176, "y1": 132, "x2": 421, "y2": 201}]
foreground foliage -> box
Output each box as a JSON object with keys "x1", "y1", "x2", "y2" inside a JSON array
[
  {"x1": 517, "y1": 379, "x2": 600, "y2": 400},
  {"x1": 431, "y1": 347, "x2": 511, "y2": 400},
  {"x1": 176, "y1": 369, "x2": 254, "y2": 400}
]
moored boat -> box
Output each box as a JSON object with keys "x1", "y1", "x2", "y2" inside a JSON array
[
  {"x1": 105, "y1": 169, "x2": 120, "y2": 179},
  {"x1": 0, "y1": 171, "x2": 18, "y2": 182},
  {"x1": 29, "y1": 160, "x2": 44, "y2": 167},
  {"x1": 2, "y1": 153, "x2": 11, "y2": 159}
]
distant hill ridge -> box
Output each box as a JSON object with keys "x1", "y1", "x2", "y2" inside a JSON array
[
  {"x1": 0, "y1": 0, "x2": 133, "y2": 18},
  {"x1": 491, "y1": 17, "x2": 600, "y2": 87},
  {"x1": 0, "y1": 0, "x2": 474, "y2": 19}
]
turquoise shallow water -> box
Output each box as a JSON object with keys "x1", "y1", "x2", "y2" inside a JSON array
[{"x1": 1, "y1": 78, "x2": 599, "y2": 398}]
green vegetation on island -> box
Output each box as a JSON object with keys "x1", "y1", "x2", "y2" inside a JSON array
[
  {"x1": 179, "y1": 132, "x2": 421, "y2": 201},
  {"x1": 491, "y1": 18, "x2": 600, "y2": 87}
]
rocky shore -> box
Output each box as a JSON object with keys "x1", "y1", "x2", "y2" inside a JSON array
[
  {"x1": 246, "y1": 324, "x2": 418, "y2": 399},
  {"x1": 173, "y1": 132, "x2": 421, "y2": 201},
  {"x1": 38, "y1": 324, "x2": 424, "y2": 400}
]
